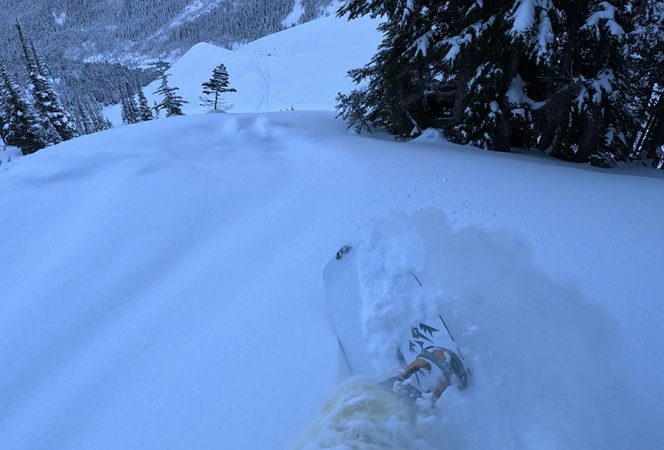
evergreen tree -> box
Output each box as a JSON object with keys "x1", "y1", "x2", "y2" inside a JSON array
[
  {"x1": 84, "y1": 104, "x2": 100, "y2": 132},
  {"x1": 73, "y1": 101, "x2": 111, "y2": 135},
  {"x1": 337, "y1": 0, "x2": 444, "y2": 138},
  {"x1": 0, "y1": 84, "x2": 6, "y2": 140},
  {"x1": 137, "y1": 87, "x2": 154, "y2": 121},
  {"x1": 444, "y1": 1, "x2": 554, "y2": 151},
  {"x1": 201, "y1": 63, "x2": 236, "y2": 111},
  {"x1": 535, "y1": 1, "x2": 634, "y2": 167},
  {"x1": 149, "y1": 60, "x2": 172, "y2": 76},
  {"x1": 93, "y1": 109, "x2": 112, "y2": 132},
  {"x1": 76, "y1": 102, "x2": 92, "y2": 135},
  {"x1": 154, "y1": 73, "x2": 187, "y2": 117},
  {"x1": 0, "y1": 66, "x2": 48, "y2": 155},
  {"x1": 338, "y1": 0, "x2": 644, "y2": 167},
  {"x1": 120, "y1": 96, "x2": 132, "y2": 124},
  {"x1": 336, "y1": 89, "x2": 372, "y2": 133},
  {"x1": 628, "y1": 1, "x2": 664, "y2": 163},
  {"x1": 127, "y1": 84, "x2": 141, "y2": 122},
  {"x1": 120, "y1": 83, "x2": 140, "y2": 124},
  {"x1": 16, "y1": 22, "x2": 79, "y2": 144}
]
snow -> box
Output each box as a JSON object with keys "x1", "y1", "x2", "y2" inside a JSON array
[
  {"x1": 536, "y1": 10, "x2": 554, "y2": 58},
  {"x1": 3, "y1": 11, "x2": 664, "y2": 450},
  {"x1": 575, "y1": 70, "x2": 617, "y2": 109},
  {"x1": 511, "y1": 0, "x2": 536, "y2": 34},
  {"x1": 584, "y1": 2, "x2": 625, "y2": 37},
  {"x1": 507, "y1": 74, "x2": 545, "y2": 109},
  {"x1": 591, "y1": 69, "x2": 615, "y2": 102},
  {"x1": 2, "y1": 110, "x2": 663, "y2": 449},
  {"x1": 444, "y1": 18, "x2": 495, "y2": 63},
  {"x1": 509, "y1": 0, "x2": 554, "y2": 59},
  {"x1": 106, "y1": 15, "x2": 381, "y2": 123},
  {"x1": 169, "y1": 0, "x2": 224, "y2": 28},
  {"x1": 412, "y1": 31, "x2": 434, "y2": 57},
  {"x1": 0, "y1": 143, "x2": 21, "y2": 168},
  {"x1": 52, "y1": 11, "x2": 67, "y2": 27},
  {"x1": 304, "y1": 209, "x2": 657, "y2": 448},
  {"x1": 282, "y1": 0, "x2": 304, "y2": 27}
]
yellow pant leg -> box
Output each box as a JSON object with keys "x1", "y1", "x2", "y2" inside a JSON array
[{"x1": 289, "y1": 377, "x2": 420, "y2": 450}]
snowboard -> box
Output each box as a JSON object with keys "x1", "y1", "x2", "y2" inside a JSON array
[{"x1": 323, "y1": 245, "x2": 470, "y2": 390}]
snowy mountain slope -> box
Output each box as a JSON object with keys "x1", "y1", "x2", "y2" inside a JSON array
[
  {"x1": 3, "y1": 9, "x2": 664, "y2": 450},
  {"x1": 1, "y1": 111, "x2": 663, "y2": 449},
  {"x1": 106, "y1": 14, "x2": 381, "y2": 122}
]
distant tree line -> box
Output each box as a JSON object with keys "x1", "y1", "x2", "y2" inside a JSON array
[{"x1": 337, "y1": 1, "x2": 664, "y2": 168}]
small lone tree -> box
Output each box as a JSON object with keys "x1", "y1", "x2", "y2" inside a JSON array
[
  {"x1": 154, "y1": 73, "x2": 187, "y2": 117},
  {"x1": 201, "y1": 63, "x2": 236, "y2": 111}
]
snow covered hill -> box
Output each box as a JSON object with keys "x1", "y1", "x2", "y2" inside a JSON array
[
  {"x1": 2, "y1": 11, "x2": 664, "y2": 450},
  {"x1": 106, "y1": 14, "x2": 382, "y2": 122}
]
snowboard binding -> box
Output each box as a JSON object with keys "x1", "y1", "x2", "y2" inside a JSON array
[{"x1": 384, "y1": 346, "x2": 469, "y2": 403}]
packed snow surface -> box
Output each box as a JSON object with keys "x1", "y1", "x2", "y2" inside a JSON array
[{"x1": 3, "y1": 12, "x2": 664, "y2": 450}]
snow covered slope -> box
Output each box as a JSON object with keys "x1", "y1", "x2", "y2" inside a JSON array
[
  {"x1": 3, "y1": 10, "x2": 664, "y2": 450},
  {"x1": 166, "y1": 14, "x2": 381, "y2": 113},
  {"x1": 1, "y1": 111, "x2": 663, "y2": 449},
  {"x1": 107, "y1": 14, "x2": 381, "y2": 122}
]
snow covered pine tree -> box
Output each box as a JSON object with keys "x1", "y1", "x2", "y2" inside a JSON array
[
  {"x1": 628, "y1": 1, "x2": 664, "y2": 164},
  {"x1": 535, "y1": 1, "x2": 635, "y2": 167},
  {"x1": 137, "y1": 87, "x2": 155, "y2": 122},
  {"x1": 338, "y1": 1, "x2": 652, "y2": 168},
  {"x1": 154, "y1": 73, "x2": 187, "y2": 117},
  {"x1": 121, "y1": 83, "x2": 140, "y2": 124},
  {"x1": 337, "y1": 0, "x2": 447, "y2": 138},
  {"x1": 0, "y1": 65, "x2": 48, "y2": 155},
  {"x1": 16, "y1": 22, "x2": 79, "y2": 145}
]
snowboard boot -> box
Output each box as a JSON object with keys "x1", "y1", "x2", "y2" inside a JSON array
[{"x1": 382, "y1": 346, "x2": 469, "y2": 403}]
